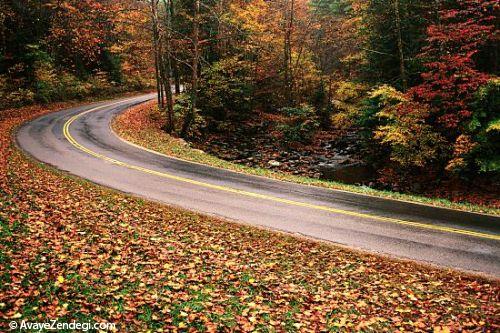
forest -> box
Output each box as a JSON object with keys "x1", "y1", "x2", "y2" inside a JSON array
[
  {"x1": 1, "y1": 1, "x2": 499, "y2": 331},
  {"x1": 1, "y1": 0, "x2": 499, "y2": 204}
]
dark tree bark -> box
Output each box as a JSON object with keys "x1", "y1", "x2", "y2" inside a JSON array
[
  {"x1": 161, "y1": 0, "x2": 174, "y2": 133},
  {"x1": 283, "y1": 0, "x2": 294, "y2": 105},
  {"x1": 151, "y1": 0, "x2": 163, "y2": 108},
  {"x1": 181, "y1": 0, "x2": 200, "y2": 137},
  {"x1": 394, "y1": 0, "x2": 407, "y2": 90}
]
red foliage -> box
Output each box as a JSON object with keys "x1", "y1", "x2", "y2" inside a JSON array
[
  {"x1": 48, "y1": 0, "x2": 118, "y2": 68},
  {"x1": 408, "y1": 0, "x2": 497, "y2": 129}
]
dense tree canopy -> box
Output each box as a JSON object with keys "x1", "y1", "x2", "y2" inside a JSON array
[
  {"x1": 0, "y1": 0, "x2": 153, "y2": 107},
  {"x1": 1, "y1": 0, "x2": 498, "y2": 187}
]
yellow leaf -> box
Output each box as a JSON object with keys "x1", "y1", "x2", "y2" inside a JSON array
[
  {"x1": 356, "y1": 300, "x2": 367, "y2": 307},
  {"x1": 11, "y1": 313, "x2": 22, "y2": 319}
]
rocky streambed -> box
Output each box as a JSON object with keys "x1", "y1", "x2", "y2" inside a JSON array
[{"x1": 191, "y1": 120, "x2": 372, "y2": 185}]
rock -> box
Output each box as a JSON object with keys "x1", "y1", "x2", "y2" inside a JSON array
[
  {"x1": 329, "y1": 155, "x2": 351, "y2": 165},
  {"x1": 318, "y1": 162, "x2": 372, "y2": 184},
  {"x1": 177, "y1": 138, "x2": 189, "y2": 146},
  {"x1": 268, "y1": 160, "x2": 281, "y2": 167},
  {"x1": 192, "y1": 149, "x2": 205, "y2": 154}
]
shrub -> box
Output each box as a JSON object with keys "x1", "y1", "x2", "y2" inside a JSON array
[
  {"x1": 0, "y1": 88, "x2": 35, "y2": 109},
  {"x1": 374, "y1": 100, "x2": 446, "y2": 168},
  {"x1": 310, "y1": 83, "x2": 330, "y2": 128},
  {"x1": 359, "y1": 85, "x2": 406, "y2": 131},
  {"x1": 86, "y1": 72, "x2": 115, "y2": 96},
  {"x1": 33, "y1": 59, "x2": 95, "y2": 103},
  {"x1": 33, "y1": 59, "x2": 61, "y2": 103},
  {"x1": 0, "y1": 64, "x2": 36, "y2": 109},
  {"x1": 59, "y1": 72, "x2": 90, "y2": 99},
  {"x1": 360, "y1": 85, "x2": 447, "y2": 169},
  {"x1": 173, "y1": 93, "x2": 206, "y2": 138},
  {"x1": 276, "y1": 104, "x2": 319, "y2": 144},
  {"x1": 198, "y1": 57, "x2": 253, "y2": 121},
  {"x1": 458, "y1": 78, "x2": 500, "y2": 173},
  {"x1": 330, "y1": 81, "x2": 367, "y2": 130}
]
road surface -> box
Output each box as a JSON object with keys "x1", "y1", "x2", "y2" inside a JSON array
[{"x1": 16, "y1": 94, "x2": 500, "y2": 276}]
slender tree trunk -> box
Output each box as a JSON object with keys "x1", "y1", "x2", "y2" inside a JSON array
[
  {"x1": 158, "y1": 38, "x2": 166, "y2": 109},
  {"x1": 216, "y1": 0, "x2": 226, "y2": 57},
  {"x1": 162, "y1": 0, "x2": 174, "y2": 133},
  {"x1": 288, "y1": 0, "x2": 294, "y2": 102},
  {"x1": 173, "y1": 61, "x2": 181, "y2": 94},
  {"x1": 283, "y1": 0, "x2": 294, "y2": 105},
  {"x1": 151, "y1": 0, "x2": 162, "y2": 108},
  {"x1": 168, "y1": 0, "x2": 181, "y2": 94},
  {"x1": 394, "y1": 0, "x2": 407, "y2": 90},
  {"x1": 181, "y1": 0, "x2": 200, "y2": 137}
]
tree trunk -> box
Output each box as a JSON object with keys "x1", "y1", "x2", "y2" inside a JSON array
[
  {"x1": 394, "y1": 0, "x2": 407, "y2": 90},
  {"x1": 168, "y1": 0, "x2": 181, "y2": 94},
  {"x1": 161, "y1": 0, "x2": 175, "y2": 133},
  {"x1": 283, "y1": 0, "x2": 294, "y2": 105},
  {"x1": 150, "y1": 0, "x2": 163, "y2": 108},
  {"x1": 181, "y1": 0, "x2": 200, "y2": 137},
  {"x1": 173, "y1": 61, "x2": 181, "y2": 94}
]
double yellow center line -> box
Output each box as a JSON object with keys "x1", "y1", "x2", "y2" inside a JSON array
[{"x1": 62, "y1": 98, "x2": 500, "y2": 241}]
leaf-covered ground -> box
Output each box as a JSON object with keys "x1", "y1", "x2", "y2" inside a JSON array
[
  {"x1": 1, "y1": 101, "x2": 499, "y2": 332},
  {"x1": 113, "y1": 102, "x2": 500, "y2": 215}
]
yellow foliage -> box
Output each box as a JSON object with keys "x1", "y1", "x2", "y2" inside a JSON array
[
  {"x1": 373, "y1": 97, "x2": 445, "y2": 168},
  {"x1": 335, "y1": 81, "x2": 367, "y2": 102},
  {"x1": 330, "y1": 81, "x2": 367, "y2": 130},
  {"x1": 485, "y1": 119, "x2": 500, "y2": 133},
  {"x1": 445, "y1": 135, "x2": 478, "y2": 172},
  {"x1": 369, "y1": 85, "x2": 407, "y2": 106}
]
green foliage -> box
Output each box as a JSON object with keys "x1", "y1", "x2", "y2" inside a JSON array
[
  {"x1": 361, "y1": 0, "x2": 429, "y2": 88},
  {"x1": 310, "y1": 83, "x2": 331, "y2": 128},
  {"x1": 33, "y1": 58, "x2": 93, "y2": 103},
  {"x1": 198, "y1": 57, "x2": 253, "y2": 121},
  {"x1": 330, "y1": 81, "x2": 367, "y2": 130},
  {"x1": 277, "y1": 105, "x2": 320, "y2": 144},
  {"x1": 174, "y1": 93, "x2": 206, "y2": 138},
  {"x1": 0, "y1": 1, "x2": 153, "y2": 109},
  {"x1": 0, "y1": 85, "x2": 35, "y2": 109},
  {"x1": 358, "y1": 85, "x2": 404, "y2": 133},
  {"x1": 360, "y1": 78, "x2": 499, "y2": 175},
  {"x1": 360, "y1": 85, "x2": 446, "y2": 168},
  {"x1": 465, "y1": 79, "x2": 500, "y2": 173},
  {"x1": 101, "y1": 50, "x2": 123, "y2": 84},
  {"x1": 374, "y1": 101, "x2": 445, "y2": 168}
]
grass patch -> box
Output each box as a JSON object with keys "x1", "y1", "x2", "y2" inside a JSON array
[
  {"x1": 113, "y1": 102, "x2": 499, "y2": 215},
  {"x1": 0, "y1": 96, "x2": 498, "y2": 331}
]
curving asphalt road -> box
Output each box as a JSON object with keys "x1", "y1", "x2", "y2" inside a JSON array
[{"x1": 16, "y1": 94, "x2": 500, "y2": 276}]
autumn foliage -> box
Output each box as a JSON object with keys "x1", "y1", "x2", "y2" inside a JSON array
[
  {"x1": 1, "y1": 101, "x2": 499, "y2": 332},
  {"x1": 0, "y1": 0, "x2": 153, "y2": 109},
  {"x1": 363, "y1": 0, "x2": 499, "y2": 182}
]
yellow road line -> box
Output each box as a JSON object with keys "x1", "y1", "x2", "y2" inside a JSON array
[{"x1": 62, "y1": 99, "x2": 500, "y2": 241}]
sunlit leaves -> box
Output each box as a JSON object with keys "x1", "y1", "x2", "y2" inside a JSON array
[{"x1": 2, "y1": 100, "x2": 497, "y2": 331}]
